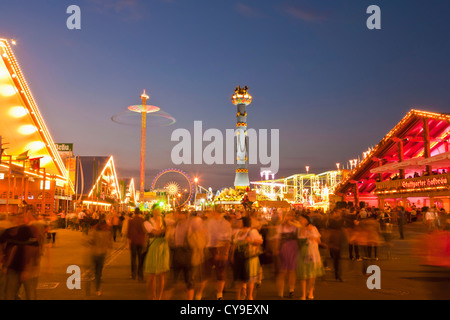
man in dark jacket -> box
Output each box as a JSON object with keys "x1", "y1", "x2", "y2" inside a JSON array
[{"x1": 127, "y1": 208, "x2": 148, "y2": 281}]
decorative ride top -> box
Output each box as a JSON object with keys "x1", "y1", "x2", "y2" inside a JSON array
[
  {"x1": 128, "y1": 104, "x2": 160, "y2": 113},
  {"x1": 231, "y1": 85, "x2": 252, "y2": 106},
  {"x1": 128, "y1": 90, "x2": 160, "y2": 113}
]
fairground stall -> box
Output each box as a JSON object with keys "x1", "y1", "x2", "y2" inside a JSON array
[
  {"x1": 74, "y1": 156, "x2": 122, "y2": 212},
  {"x1": 335, "y1": 110, "x2": 450, "y2": 212},
  {"x1": 251, "y1": 170, "x2": 345, "y2": 212},
  {"x1": 0, "y1": 39, "x2": 73, "y2": 216}
]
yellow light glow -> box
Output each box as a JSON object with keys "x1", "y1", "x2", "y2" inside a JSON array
[
  {"x1": 25, "y1": 141, "x2": 46, "y2": 152},
  {"x1": 39, "y1": 156, "x2": 53, "y2": 167},
  {"x1": 9, "y1": 106, "x2": 28, "y2": 118},
  {"x1": 82, "y1": 200, "x2": 112, "y2": 207},
  {"x1": 18, "y1": 124, "x2": 38, "y2": 135},
  {"x1": 0, "y1": 84, "x2": 17, "y2": 96},
  {"x1": 0, "y1": 38, "x2": 70, "y2": 188},
  {"x1": 0, "y1": 66, "x2": 9, "y2": 80}
]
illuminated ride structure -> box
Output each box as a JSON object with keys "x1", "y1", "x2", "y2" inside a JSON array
[
  {"x1": 232, "y1": 85, "x2": 252, "y2": 190},
  {"x1": 130, "y1": 91, "x2": 158, "y2": 200},
  {"x1": 251, "y1": 171, "x2": 343, "y2": 210},
  {"x1": 151, "y1": 168, "x2": 194, "y2": 209},
  {"x1": 73, "y1": 156, "x2": 122, "y2": 211},
  {"x1": 111, "y1": 91, "x2": 175, "y2": 202},
  {"x1": 335, "y1": 110, "x2": 450, "y2": 211}
]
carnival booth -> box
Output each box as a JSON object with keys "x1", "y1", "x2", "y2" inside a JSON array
[
  {"x1": 335, "y1": 110, "x2": 450, "y2": 212},
  {"x1": 0, "y1": 39, "x2": 73, "y2": 215}
]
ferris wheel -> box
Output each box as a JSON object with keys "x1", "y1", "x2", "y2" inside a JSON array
[{"x1": 151, "y1": 168, "x2": 194, "y2": 208}]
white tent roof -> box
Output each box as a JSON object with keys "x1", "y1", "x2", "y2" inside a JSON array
[
  {"x1": 370, "y1": 157, "x2": 426, "y2": 174},
  {"x1": 417, "y1": 151, "x2": 450, "y2": 168}
]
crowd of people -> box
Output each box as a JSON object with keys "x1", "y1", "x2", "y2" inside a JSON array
[
  {"x1": 1, "y1": 202, "x2": 449, "y2": 300},
  {"x1": 119, "y1": 203, "x2": 448, "y2": 300}
]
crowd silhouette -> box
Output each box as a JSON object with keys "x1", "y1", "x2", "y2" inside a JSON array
[{"x1": 1, "y1": 202, "x2": 449, "y2": 300}]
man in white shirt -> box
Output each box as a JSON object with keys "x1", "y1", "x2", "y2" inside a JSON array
[
  {"x1": 77, "y1": 210, "x2": 86, "y2": 233},
  {"x1": 359, "y1": 208, "x2": 368, "y2": 220}
]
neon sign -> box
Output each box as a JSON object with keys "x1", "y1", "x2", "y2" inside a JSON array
[{"x1": 402, "y1": 177, "x2": 448, "y2": 189}]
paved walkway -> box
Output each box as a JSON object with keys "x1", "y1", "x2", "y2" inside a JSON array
[{"x1": 34, "y1": 221, "x2": 450, "y2": 300}]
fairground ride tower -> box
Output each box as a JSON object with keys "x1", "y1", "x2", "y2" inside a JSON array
[{"x1": 231, "y1": 85, "x2": 252, "y2": 190}]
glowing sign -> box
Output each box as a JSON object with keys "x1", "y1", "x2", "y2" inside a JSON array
[
  {"x1": 402, "y1": 176, "x2": 448, "y2": 189},
  {"x1": 375, "y1": 174, "x2": 450, "y2": 195}
]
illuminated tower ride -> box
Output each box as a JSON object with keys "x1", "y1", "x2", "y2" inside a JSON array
[
  {"x1": 232, "y1": 85, "x2": 253, "y2": 189},
  {"x1": 128, "y1": 90, "x2": 160, "y2": 198}
]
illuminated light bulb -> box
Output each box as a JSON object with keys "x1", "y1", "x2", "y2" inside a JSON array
[
  {"x1": 0, "y1": 84, "x2": 17, "y2": 96},
  {"x1": 18, "y1": 124, "x2": 38, "y2": 135},
  {"x1": 9, "y1": 106, "x2": 28, "y2": 118},
  {"x1": 25, "y1": 141, "x2": 45, "y2": 152},
  {"x1": 0, "y1": 66, "x2": 9, "y2": 80},
  {"x1": 35, "y1": 155, "x2": 52, "y2": 167}
]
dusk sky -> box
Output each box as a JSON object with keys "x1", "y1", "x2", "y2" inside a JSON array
[{"x1": 1, "y1": 0, "x2": 449, "y2": 190}]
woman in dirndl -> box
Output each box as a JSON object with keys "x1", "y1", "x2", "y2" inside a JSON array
[
  {"x1": 231, "y1": 216, "x2": 263, "y2": 300},
  {"x1": 144, "y1": 208, "x2": 170, "y2": 300},
  {"x1": 297, "y1": 214, "x2": 324, "y2": 300}
]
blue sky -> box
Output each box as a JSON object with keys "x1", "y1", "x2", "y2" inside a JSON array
[{"x1": 1, "y1": 0, "x2": 449, "y2": 189}]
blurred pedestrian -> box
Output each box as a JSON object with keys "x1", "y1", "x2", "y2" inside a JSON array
[
  {"x1": 274, "y1": 211, "x2": 299, "y2": 298},
  {"x1": 78, "y1": 209, "x2": 86, "y2": 234},
  {"x1": 187, "y1": 212, "x2": 208, "y2": 300},
  {"x1": 257, "y1": 219, "x2": 275, "y2": 288},
  {"x1": 425, "y1": 207, "x2": 439, "y2": 232},
  {"x1": 204, "y1": 211, "x2": 232, "y2": 300},
  {"x1": 397, "y1": 206, "x2": 406, "y2": 239},
  {"x1": 344, "y1": 208, "x2": 361, "y2": 261},
  {"x1": 297, "y1": 214, "x2": 324, "y2": 300},
  {"x1": 110, "y1": 210, "x2": 121, "y2": 242},
  {"x1": 121, "y1": 212, "x2": 132, "y2": 246},
  {"x1": 86, "y1": 218, "x2": 113, "y2": 296},
  {"x1": 379, "y1": 211, "x2": 393, "y2": 259},
  {"x1": 325, "y1": 210, "x2": 345, "y2": 281},
  {"x1": 0, "y1": 213, "x2": 43, "y2": 300},
  {"x1": 359, "y1": 215, "x2": 381, "y2": 260},
  {"x1": 144, "y1": 208, "x2": 170, "y2": 300},
  {"x1": 57, "y1": 210, "x2": 66, "y2": 229},
  {"x1": 230, "y1": 216, "x2": 263, "y2": 300},
  {"x1": 127, "y1": 208, "x2": 148, "y2": 281},
  {"x1": 168, "y1": 211, "x2": 194, "y2": 300},
  {"x1": 91, "y1": 211, "x2": 100, "y2": 227}
]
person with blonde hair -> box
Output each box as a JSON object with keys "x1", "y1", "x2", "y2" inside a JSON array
[
  {"x1": 297, "y1": 214, "x2": 324, "y2": 300},
  {"x1": 144, "y1": 208, "x2": 170, "y2": 300}
]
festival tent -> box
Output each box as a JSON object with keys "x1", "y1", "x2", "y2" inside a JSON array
[{"x1": 335, "y1": 110, "x2": 450, "y2": 205}]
